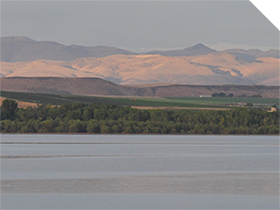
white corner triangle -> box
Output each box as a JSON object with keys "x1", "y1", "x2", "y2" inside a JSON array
[{"x1": 250, "y1": 0, "x2": 280, "y2": 30}]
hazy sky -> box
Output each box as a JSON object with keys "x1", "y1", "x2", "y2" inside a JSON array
[{"x1": 1, "y1": 0, "x2": 279, "y2": 52}]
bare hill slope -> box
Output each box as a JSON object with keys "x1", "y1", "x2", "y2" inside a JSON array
[
  {"x1": 1, "y1": 77, "x2": 279, "y2": 98},
  {"x1": 1, "y1": 53, "x2": 279, "y2": 85}
]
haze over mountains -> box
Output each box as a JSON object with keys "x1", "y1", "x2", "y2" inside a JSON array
[{"x1": 1, "y1": 36, "x2": 279, "y2": 86}]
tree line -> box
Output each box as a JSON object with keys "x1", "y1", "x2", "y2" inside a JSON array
[
  {"x1": 0, "y1": 99, "x2": 279, "y2": 134},
  {"x1": 211, "y1": 92, "x2": 262, "y2": 98}
]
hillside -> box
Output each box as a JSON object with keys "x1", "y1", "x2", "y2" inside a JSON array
[
  {"x1": 1, "y1": 53, "x2": 279, "y2": 85},
  {"x1": 1, "y1": 77, "x2": 279, "y2": 98},
  {"x1": 1, "y1": 36, "x2": 279, "y2": 87}
]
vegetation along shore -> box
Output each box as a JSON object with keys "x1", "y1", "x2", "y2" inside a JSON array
[{"x1": 1, "y1": 99, "x2": 278, "y2": 134}]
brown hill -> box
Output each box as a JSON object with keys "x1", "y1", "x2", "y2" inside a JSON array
[
  {"x1": 1, "y1": 77, "x2": 279, "y2": 98},
  {"x1": 1, "y1": 53, "x2": 279, "y2": 86}
]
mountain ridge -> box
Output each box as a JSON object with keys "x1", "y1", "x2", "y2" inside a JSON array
[
  {"x1": 145, "y1": 43, "x2": 217, "y2": 56},
  {"x1": 0, "y1": 36, "x2": 136, "y2": 62},
  {"x1": 1, "y1": 36, "x2": 279, "y2": 62},
  {"x1": 1, "y1": 36, "x2": 279, "y2": 87}
]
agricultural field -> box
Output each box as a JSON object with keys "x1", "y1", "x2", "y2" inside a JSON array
[
  {"x1": 0, "y1": 91, "x2": 278, "y2": 110},
  {"x1": 164, "y1": 97, "x2": 279, "y2": 109}
]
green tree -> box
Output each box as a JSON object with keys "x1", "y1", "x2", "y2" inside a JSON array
[
  {"x1": 68, "y1": 120, "x2": 86, "y2": 133},
  {"x1": 86, "y1": 119, "x2": 100, "y2": 133},
  {"x1": 245, "y1": 102, "x2": 253, "y2": 107},
  {"x1": 1, "y1": 99, "x2": 18, "y2": 120}
]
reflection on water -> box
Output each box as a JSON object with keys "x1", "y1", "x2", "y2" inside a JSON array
[
  {"x1": 2, "y1": 173, "x2": 278, "y2": 195},
  {"x1": 1, "y1": 134, "x2": 279, "y2": 209}
]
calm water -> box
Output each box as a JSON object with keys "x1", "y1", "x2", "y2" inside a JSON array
[{"x1": 1, "y1": 134, "x2": 279, "y2": 209}]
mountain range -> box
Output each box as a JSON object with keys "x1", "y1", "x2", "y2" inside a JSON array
[
  {"x1": 0, "y1": 36, "x2": 279, "y2": 86},
  {"x1": 1, "y1": 36, "x2": 279, "y2": 62}
]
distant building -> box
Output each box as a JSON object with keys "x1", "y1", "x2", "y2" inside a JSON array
[
  {"x1": 237, "y1": 102, "x2": 247, "y2": 106},
  {"x1": 199, "y1": 95, "x2": 211, "y2": 98},
  {"x1": 269, "y1": 107, "x2": 277, "y2": 112}
]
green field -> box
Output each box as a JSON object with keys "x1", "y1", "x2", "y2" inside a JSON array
[
  {"x1": 165, "y1": 97, "x2": 279, "y2": 108},
  {"x1": 1, "y1": 91, "x2": 279, "y2": 109}
]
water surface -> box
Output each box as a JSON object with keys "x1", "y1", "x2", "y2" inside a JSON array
[{"x1": 1, "y1": 134, "x2": 279, "y2": 209}]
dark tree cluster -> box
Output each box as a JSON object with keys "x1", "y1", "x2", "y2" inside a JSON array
[
  {"x1": 212, "y1": 92, "x2": 234, "y2": 97},
  {"x1": 0, "y1": 99, "x2": 279, "y2": 134}
]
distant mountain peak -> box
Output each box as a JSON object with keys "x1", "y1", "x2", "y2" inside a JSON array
[
  {"x1": 173, "y1": 43, "x2": 217, "y2": 56},
  {"x1": 186, "y1": 43, "x2": 214, "y2": 51},
  {"x1": 192, "y1": 43, "x2": 207, "y2": 48}
]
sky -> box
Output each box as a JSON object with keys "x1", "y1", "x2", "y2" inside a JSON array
[{"x1": 1, "y1": 0, "x2": 279, "y2": 52}]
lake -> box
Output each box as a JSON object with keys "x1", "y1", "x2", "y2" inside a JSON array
[{"x1": 1, "y1": 134, "x2": 279, "y2": 209}]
